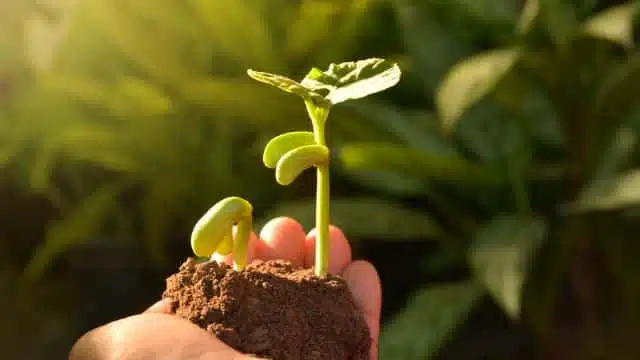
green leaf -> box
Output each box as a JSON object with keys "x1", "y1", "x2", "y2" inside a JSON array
[
  {"x1": 379, "y1": 281, "x2": 483, "y2": 360},
  {"x1": 436, "y1": 47, "x2": 521, "y2": 132},
  {"x1": 580, "y1": 2, "x2": 639, "y2": 49},
  {"x1": 300, "y1": 58, "x2": 401, "y2": 105},
  {"x1": 260, "y1": 197, "x2": 443, "y2": 240},
  {"x1": 572, "y1": 169, "x2": 640, "y2": 212},
  {"x1": 24, "y1": 182, "x2": 128, "y2": 280},
  {"x1": 246, "y1": 69, "x2": 330, "y2": 106},
  {"x1": 516, "y1": 0, "x2": 540, "y2": 35},
  {"x1": 248, "y1": 58, "x2": 401, "y2": 107},
  {"x1": 576, "y1": 126, "x2": 637, "y2": 210},
  {"x1": 339, "y1": 143, "x2": 498, "y2": 185},
  {"x1": 469, "y1": 215, "x2": 547, "y2": 318},
  {"x1": 436, "y1": 48, "x2": 520, "y2": 131}
]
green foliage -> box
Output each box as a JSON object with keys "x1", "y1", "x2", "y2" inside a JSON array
[
  {"x1": 436, "y1": 47, "x2": 521, "y2": 132},
  {"x1": 469, "y1": 215, "x2": 547, "y2": 318},
  {"x1": 330, "y1": 0, "x2": 640, "y2": 358},
  {"x1": 3, "y1": 0, "x2": 400, "y2": 279},
  {"x1": 5, "y1": 0, "x2": 640, "y2": 358},
  {"x1": 379, "y1": 281, "x2": 483, "y2": 359}
]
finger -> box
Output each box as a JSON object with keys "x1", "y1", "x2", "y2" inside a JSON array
[
  {"x1": 211, "y1": 231, "x2": 260, "y2": 266},
  {"x1": 257, "y1": 217, "x2": 306, "y2": 266},
  {"x1": 144, "y1": 299, "x2": 172, "y2": 314},
  {"x1": 304, "y1": 225, "x2": 352, "y2": 274},
  {"x1": 342, "y1": 260, "x2": 382, "y2": 360},
  {"x1": 69, "y1": 313, "x2": 257, "y2": 360}
]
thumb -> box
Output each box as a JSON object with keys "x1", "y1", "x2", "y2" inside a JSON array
[{"x1": 69, "y1": 313, "x2": 258, "y2": 360}]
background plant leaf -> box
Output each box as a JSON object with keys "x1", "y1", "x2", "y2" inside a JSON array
[
  {"x1": 436, "y1": 47, "x2": 521, "y2": 132},
  {"x1": 572, "y1": 169, "x2": 640, "y2": 212},
  {"x1": 580, "y1": 1, "x2": 639, "y2": 49},
  {"x1": 469, "y1": 215, "x2": 547, "y2": 318},
  {"x1": 379, "y1": 281, "x2": 483, "y2": 360}
]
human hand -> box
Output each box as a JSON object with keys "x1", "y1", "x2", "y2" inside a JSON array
[{"x1": 69, "y1": 217, "x2": 382, "y2": 360}]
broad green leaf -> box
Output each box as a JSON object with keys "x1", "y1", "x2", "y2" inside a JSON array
[
  {"x1": 379, "y1": 281, "x2": 483, "y2": 359},
  {"x1": 581, "y1": 2, "x2": 639, "y2": 49},
  {"x1": 24, "y1": 182, "x2": 128, "y2": 280},
  {"x1": 340, "y1": 143, "x2": 498, "y2": 185},
  {"x1": 300, "y1": 58, "x2": 401, "y2": 105},
  {"x1": 260, "y1": 197, "x2": 443, "y2": 240},
  {"x1": 436, "y1": 48, "x2": 521, "y2": 132},
  {"x1": 469, "y1": 215, "x2": 547, "y2": 318},
  {"x1": 572, "y1": 169, "x2": 640, "y2": 211}
]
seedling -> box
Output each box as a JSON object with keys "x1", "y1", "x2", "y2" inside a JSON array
[{"x1": 190, "y1": 58, "x2": 401, "y2": 276}]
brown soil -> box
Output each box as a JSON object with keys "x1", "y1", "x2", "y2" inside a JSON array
[{"x1": 162, "y1": 258, "x2": 371, "y2": 360}]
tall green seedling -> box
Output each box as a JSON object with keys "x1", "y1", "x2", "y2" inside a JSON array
[{"x1": 191, "y1": 58, "x2": 401, "y2": 276}]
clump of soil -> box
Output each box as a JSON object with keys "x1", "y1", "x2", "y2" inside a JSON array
[{"x1": 162, "y1": 258, "x2": 371, "y2": 360}]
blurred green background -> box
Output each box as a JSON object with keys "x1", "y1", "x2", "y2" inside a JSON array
[{"x1": 2, "y1": 0, "x2": 640, "y2": 359}]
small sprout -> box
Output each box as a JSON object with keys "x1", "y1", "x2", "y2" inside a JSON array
[
  {"x1": 190, "y1": 59, "x2": 401, "y2": 276},
  {"x1": 190, "y1": 196, "x2": 253, "y2": 270}
]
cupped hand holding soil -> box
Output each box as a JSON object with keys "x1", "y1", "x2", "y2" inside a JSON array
[{"x1": 69, "y1": 217, "x2": 381, "y2": 360}]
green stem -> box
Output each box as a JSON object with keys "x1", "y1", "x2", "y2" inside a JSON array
[
  {"x1": 316, "y1": 165, "x2": 330, "y2": 277},
  {"x1": 306, "y1": 100, "x2": 331, "y2": 277}
]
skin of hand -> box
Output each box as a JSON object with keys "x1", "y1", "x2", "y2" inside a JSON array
[{"x1": 69, "y1": 217, "x2": 382, "y2": 360}]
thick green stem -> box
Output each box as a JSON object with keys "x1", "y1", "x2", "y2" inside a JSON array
[{"x1": 306, "y1": 100, "x2": 331, "y2": 277}]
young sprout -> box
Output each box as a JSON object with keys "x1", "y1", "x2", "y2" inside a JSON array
[
  {"x1": 190, "y1": 196, "x2": 253, "y2": 270},
  {"x1": 190, "y1": 58, "x2": 401, "y2": 276}
]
